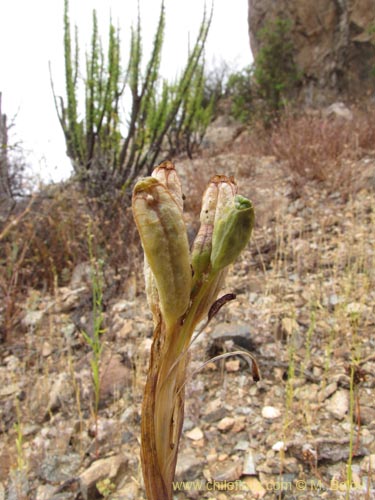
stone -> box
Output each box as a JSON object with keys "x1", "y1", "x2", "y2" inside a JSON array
[
  {"x1": 39, "y1": 453, "x2": 81, "y2": 483},
  {"x1": 241, "y1": 476, "x2": 266, "y2": 498},
  {"x1": 202, "y1": 398, "x2": 227, "y2": 423},
  {"x1": 79, "y1": 455, "x2": 128, "y2": 500},
  {"x1": 210, "y1": 459, "x2": 243, "y2": 482},
  {"x1": 272, "y1": 441, "x2": 286, "y2": 452},
  {"x1": 211, "y1": 322, "x2": 255, "y2": 351},
  {"x1": 357, "y1": 406, "x2": 375, "y2": 425},
  {"x1": 318, "y1": 382, "x2": 337, "y2": 402},
  {"x1": 186, "y1": 427, "x2": 204, "y2": 441},
  {"x1": 261, "y1": 406, "x2": 281, "y2": 419},
  {"x1": 217, "y1": 417, "x2": 235, "y2": 432},
  {"x1": 22, "y1": 310, "x2": 44, "y2": 328},
  {"x1": 324, "y1": 102, "x2": 353, "y2": 121},
  {"x1": 114, "y1": 480, "x2": 140, "y2": 500},
  {"x1": 242, "y1": 450, "x2": 256, "y2": 475},
  {"x1": 175, "y1": 451, "x2": 204, "y2": 480},
  {"x1": 99, "y1": 353, "x2": 132, "y2": 405},
  {"x1": 47, "y1": 372, "x2": 74, "y2": 414},
  {"x1": 326, "y1": 389, "x2": 349, "y2": 420},
  {"x1": 225, "y1": 359, "x2": 241, "y2": 372},
  {"x1": 0, "y1": 383, "x2": 22, "y2": 397},
  {"x1": 54, "y1": 286, "x2": 87, "y2": 313},
  {"x1": 234, "y1": 440, "x2": 250, "y2": 451}
]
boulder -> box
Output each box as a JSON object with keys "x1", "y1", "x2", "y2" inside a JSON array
[{"x1": 248, "y1": 0, "x2": 375, "y2": 104}]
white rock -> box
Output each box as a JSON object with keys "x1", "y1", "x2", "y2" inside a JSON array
[
  {"x1": 324, "y1": 102, "x2": 353, "y2": 121},
  {"x1": 22, "y1": 310, "x2": 44, "y2": 328},
  {"x1": 242, "y1": 450, "x2": 256, "y2": 475},
  {"x1": 326, "y1": 389, "x2": 349, "y2": 420},
  {"x1": 185, "y1": 426, "x2": 204, "y2": 441},
  {"x1": 272, "y1": 441, "x2": 286, "y2": 452},
  {"x1": 261, "y1": 406, "x2": 281, "y2": 419}
]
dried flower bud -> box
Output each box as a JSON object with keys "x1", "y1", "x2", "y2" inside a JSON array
[
  {"x1": 152, "y1": 161, "x2": 184, "y2": 212},
  {"x1": 210, "y1": 195, "x2": 254, "y2": 272},
  {"x1": 132, "y1": 177, "x2": 191, "y2": 329},
  {"x1": 191, "y1": 175, "x2": 237, "y2": 280}
]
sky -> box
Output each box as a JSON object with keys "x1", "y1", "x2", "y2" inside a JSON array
[{"x1": 1, "y1": 0, "x2": 252, "y2": 183}]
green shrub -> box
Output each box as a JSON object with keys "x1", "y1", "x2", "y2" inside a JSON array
[
  {"x1": 253, "y1": 18, "x2": 301, "y2": 120},
  {"x1": 226, "y1": 65, "x2": 254, "y2": 123},
  {"x1": 52, "y1": 0, "x2": 213, "y2": 200}
]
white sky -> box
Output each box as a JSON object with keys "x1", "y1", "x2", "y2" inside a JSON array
[{"x1": 1, "y1": 0, "x2": 252, "y2": 183}]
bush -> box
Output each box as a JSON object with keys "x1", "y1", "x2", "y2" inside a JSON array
[
  {"x1": 52, "y1": 0, "x2": 213, "y2": 200},
  {"x1": 226, "y1": 65, "x2": 254, "y2": 123},
  {"x1": 253, "y1": 18, "x2": 301, "y2": 120}
]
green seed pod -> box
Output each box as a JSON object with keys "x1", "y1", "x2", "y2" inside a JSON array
[
  {"x1": 191, "y1": 175, "x2": 237, "y2": 280},
  {"x1": 210, "y1": 195, "x2": 254, "y2": 272},
  {"x1": 132, "y1": 177, "x2": 191, "y2": 330}
]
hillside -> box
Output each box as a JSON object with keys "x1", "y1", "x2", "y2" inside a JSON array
[{"x1": 0, "y1": 107, "x2": 375, "y2": 500}]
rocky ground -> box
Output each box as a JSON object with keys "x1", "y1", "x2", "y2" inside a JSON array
[{"x1": 0, "y1": 124, "x2": 375, "y2": 500}]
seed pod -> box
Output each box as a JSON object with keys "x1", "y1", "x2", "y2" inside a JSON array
[
  {"x1": 210, "y1": 195, "x2": 254, "y2": 272},
  {"x1": 152, "y1": 161, "x2": 184, "y2": 212},
  {"x1": 191, "y1": 175, "x2": 237, "y2": 280},
  {"x1": 132, "y1": 177, "x2": 191, "y2": 330}
]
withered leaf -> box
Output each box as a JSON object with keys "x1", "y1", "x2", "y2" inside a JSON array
[{"x1": 208, "y1": 293, "x2": 236, "y2": 321}]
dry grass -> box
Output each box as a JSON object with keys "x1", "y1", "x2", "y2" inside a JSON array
[
  {"x1": 0, "y1": 185, "x2": 140, "y2": 342},
  {"x1": 235, "y1": 105, "x2": 375, "y2": 198}
]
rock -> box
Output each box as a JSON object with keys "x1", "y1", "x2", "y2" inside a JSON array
[
  {"x1": 111, "y1": 299, "x2": 138, "y2": 319},
  {"x1": 272, "y1": 441, "x2": 286, "y2": 452},
  {"x1": 42, "y1": 341, "x2": 53, "y2": 357},
  {"x1": 242, "y1": 450, "x2": 257, "y2": 475},
  {"x1": 217, "y1": 417, "x2": 235, "y2": 432},
  {"x1": 202, "y1": 398, "x2": 227, "y2": 423},
  {"x1": 234, "y1": 440, "x2": 250, "y2": 451},
  {"x1": 22, "y1": 310, "x2": 44, "y2": 328},
  {"x1": 99, "y1": 353, "x2": 133, "y2": 405},
  {"x1": 210, "y1": 459, "x2": 243, "y2": 481},
  {"x1": 326, "y1": 389, "x2": 349, "y2": 420},
  {"x1": 225, "y1": 359, "x2": 240, "y2": 372},
  {"x1": 202, "y1": 116, "x2": 242, "y2": 149},
  {"x1": 7, "y1": 470, "x2": 30, "y2": 500},
  {"x1": 232, "y1": 416, "x2": 246, "y2": 433},
  {"x1": 47, "y1": 372, "x2": 74, "y2": 414},
  {"x1": 54, "y1": 286, "x2": 87, "y2": 313},
  {"x1": 175, "y1": 451, "x2": 204, "y2": 480},
  {"x1": 356, "y1": 406, "x2": 375, "y2": 425},
  {"x1": 318, "y1": 382, "x2": 337, "y2": 402},
  {"x1": 39, "y1": 453, "x2": 81, "y2": 483},
  {"x1": 261, "y1": 406, "x2": 281, "y2": 420},
  {"x1": 70, "y1": 262, "x2": 92, "y2": 289},
  {"x1": 324, "y1": 102, "x2": 353, "y2": 121},
  {"x1": 186, "y1": 426, "x2": 204, "y2": 441},
  {"x1": 0, "y1": 383, "x2": 22, "y2": 397},
  {"x1": 114, "y1": 480, "x2": 140, "y2": 500},
  {"x1": 210, "y1": 322, "x2": 255, "y2": 351},
  {"x1": 280, "y1": 317, "x2": 299, "y2": 336},
  {"x1": 79, "y1": 455, "x2": 128, "y2": 500},
  {"x1": 317, "y1": 442, "x2": 350, "y2": 462},
  {"x1": 248, "y1": 0, "x2": 375, "y2": 103},
  {"x1": 295, "y1": 384, "x2": 319, "y2": 401},
  {"x1": 241, "y1": 476, "x2": 266, "y2": 498}
]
